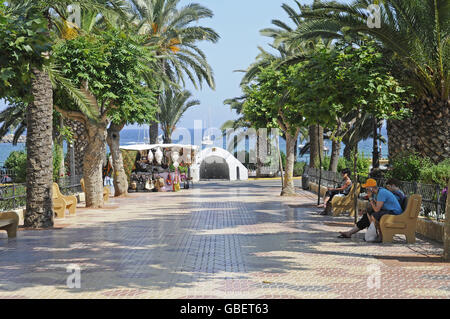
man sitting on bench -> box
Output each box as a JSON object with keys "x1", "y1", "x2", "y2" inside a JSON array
[{"x1": 338, "y1": 178, "x2": 405, "y2": 240}]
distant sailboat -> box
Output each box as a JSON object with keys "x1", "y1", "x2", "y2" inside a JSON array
[
  {"x1": 202, "y1": 105, "x2": 214, "y2": 146},
  {"x1": 202, "y1": 135, "x2": 213, "y2": 145}
]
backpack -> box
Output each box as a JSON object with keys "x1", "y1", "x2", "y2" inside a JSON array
[{"x1": 392, "y1": 190, "x2": 407, "y2": 211}]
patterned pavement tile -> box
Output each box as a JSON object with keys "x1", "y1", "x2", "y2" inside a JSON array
[{"x1": 0, "y1": 180, "x2": 449, "y2": 299}]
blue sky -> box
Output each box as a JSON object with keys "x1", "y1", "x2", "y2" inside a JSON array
[{"x1": 0, "y1": 1, "x2": 351, "y2": 131}]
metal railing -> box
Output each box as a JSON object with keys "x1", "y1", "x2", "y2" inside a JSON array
[
  {"x1": 0, "y1": 175, "x2": 83, "y2": 212},
  {"x1": 57, "y1": 175, "x2": 83, "y2": 196},
  {"x1": 0, "y1": 166, "x2": 16, "y2": 184},
  {"x1": 0, "y1": 183, "x2": 26, "y2": 211},
  {"x1": 304, "y1": 167, "x2": 447, "y2": 221}
]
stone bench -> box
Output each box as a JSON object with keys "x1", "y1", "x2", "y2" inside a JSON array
[
  {"x1": 0, "y1": 211, "x2": 19, "y2": 238},
  {"x1": 380, "y1": 194, "x2": 422, "y2": 244}
]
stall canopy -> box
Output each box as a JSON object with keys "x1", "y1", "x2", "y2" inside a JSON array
[{"x1": 120, "y1": 144, "x2": 199, "y2": 152}]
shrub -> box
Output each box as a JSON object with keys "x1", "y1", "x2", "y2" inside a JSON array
[
  {"x1": 294, "y1": 162, "x2": 306, "y2": 176},
  {"x1": 419, "y1": 159, "x2": 450, "y2": 187},
  {"x1": 4, "y1": 151, "x2": 27, "y2": 183},
  {"x1": 53, "y1": 144, "x2": 64, "y2": 181},
  {"x1": 385, "y1": 152, "x2": 432, "y2": 182}
]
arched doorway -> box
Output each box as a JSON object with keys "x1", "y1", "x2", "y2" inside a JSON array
[{"x1": 200, "y1": 156, "x2": 230, "y2": 180}]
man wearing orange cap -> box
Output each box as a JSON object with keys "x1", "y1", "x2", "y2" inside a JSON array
[{"x1": 339, "y1": 178, "x2": 403, "y2": 241}]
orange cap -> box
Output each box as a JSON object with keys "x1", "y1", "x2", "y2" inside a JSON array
[{"x1": 362, "y1": 178, "x2": 377, "y2": 188}]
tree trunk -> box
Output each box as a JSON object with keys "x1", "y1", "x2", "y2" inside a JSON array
[
  {"x1": 329, "y1": 138, "x2": 341, "y2": 172},
  {"x1": 25, "y1": 68, "x2": 54, "y2": 228},
  {"x1": 444, "y1": 180, "x2": 450, "y2": 261},
  {"x1": 56, "y1": 117, "x2": 65, "y2": 178},
  {"x1": 83, "y1": 120, "x2": 107, "y2": 208},
  {"x1": 163, "y1": 132, "x2": 172, "y2": 144},
  {"x1": 64, "y1": 119, "x2": 88, "y2": 176},
  {"x1": 281, "y1": 130, "x2": 299, "y2": 196},
  {"x1": 317, "y1": 124, "x2": 323, "y2": 205},
  {"x1": 344, "y1": 143, "x2": 358, "y2": 162},
  {"x1": 256, "y1": 129, "x2": 266, "y2": 177},
  {"x1": 388, "y1": 98, "x2": 449, "y2": 164},
  {"x1": 309, "y1": 125, "x2": 323, "y2": 168},
  {"x1": 149, "y1": 120, "x2": 158, "y2": 144},
  {"x1": 107, "y1": 123, "x2": 128, "y2": 197},
  {"x1": 309, "y1": 125, "x2": 317, "y2": 168},
  {"x1": 372, "y1": 117, "x2": 380, "y2": 169}
]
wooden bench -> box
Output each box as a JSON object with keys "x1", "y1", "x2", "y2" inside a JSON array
[
  {"x1": 332, "y1": 183, "x2": 361, "y2": 217},
  {"x1": 0, "y1": 211, "x2": 19, "y2": 238},
  {"x1": 52, "y1": 183, "x2": 77, "y2": 218},
  {"x1": 80, "y1": 178, "x2": 110, "y2": 202},
  {"x1": 380, "y1": 194, "x2": 422, "y2": 244}
]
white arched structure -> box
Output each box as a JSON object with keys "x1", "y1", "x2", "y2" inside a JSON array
[{"x1": 191, "y1": 147, "x2": 248, "y2": 182}]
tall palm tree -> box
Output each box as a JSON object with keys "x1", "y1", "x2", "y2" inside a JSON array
[
  {"x1": 159, "y1": 88, "x2": 199, "y2": 144},
  {"x1": 128, "y1": 0, "x2": 219, "y2": 143},
  {"x1": 5, "y1": 0, "x2": 126, "y2": 228},
  {"x1": 288, "y1": 0, "x2": 449, "y2": 163},
  {"x1": 255, "y1": 1, "x2": 337, "y2": 171},
  {"x1": 0, "y1": 100, "x2": 27, "y2": 145}
]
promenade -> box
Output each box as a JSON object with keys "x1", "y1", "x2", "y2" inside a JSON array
[{"x1": 0, "y1": 180, "x2": 449, "y2": 299}]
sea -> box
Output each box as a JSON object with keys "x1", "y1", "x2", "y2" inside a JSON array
[{"x1": 0, "y1": 126, "x2": 389, "y2": 165}]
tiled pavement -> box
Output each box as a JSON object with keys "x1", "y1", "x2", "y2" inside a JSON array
[{"x1": 0, "y1": 180, "x2": 449, "y2": 299}]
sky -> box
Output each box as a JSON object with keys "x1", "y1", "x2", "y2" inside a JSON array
[
  {"x1": 176, "y1": 0, "x2": 312, "y2": 130},
  {"x1": 0, "y1": 0, "x2": 352, "y2": 132}
]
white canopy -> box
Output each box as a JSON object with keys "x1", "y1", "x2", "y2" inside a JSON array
[
  {"x1": 190, "y1": 147, "x2": 248, "y2": 181},
  {"x1": 120, "y1": 143, "x2": 199, "y2": 152}
]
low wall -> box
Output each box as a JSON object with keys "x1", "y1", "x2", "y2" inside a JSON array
[
  {"x1": 309, "y1": 182, "x2": 327, "y2": 198},
  {"x1": 308, "y1": 183, "x2": 445, "y2": 243},
  {"x1": 416, "y1": 217, "x2": 444, "y2": 243}
]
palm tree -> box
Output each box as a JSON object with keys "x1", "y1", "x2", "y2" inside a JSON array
[
  {"x1": 256, "y1": 1, "x2": 338, "y2": 171},
  {"x1": 0, "y1": 99, "x2": 27, "y2": 145},
  {"x1": 4, "y1": 0, "x2": 126, "y2": 227},
  {"x1": 128, "y1": 0, "x2": 219, "y2": 143},
  {"x1": 159, "y1": 88, "x2": 199, "y2": 144},
  {"x1": 288, "y1": 0, "x2": 449, "y2": 163}
]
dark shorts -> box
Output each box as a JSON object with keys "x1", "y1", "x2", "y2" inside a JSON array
[{"x1": 369, "y1": 209, "x2": 396, "y2": 221}]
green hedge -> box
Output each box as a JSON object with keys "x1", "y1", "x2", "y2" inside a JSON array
[
  {"x1": 4, "y1": 151, "x2": 27, "y2": 183},
  {"x1": 385, "y1": 152, "x2": 450, "y2": 187}
]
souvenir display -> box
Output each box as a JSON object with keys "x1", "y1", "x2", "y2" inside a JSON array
[{"x1": 122, "y1": 144, "x2": 197, "y2": 194}]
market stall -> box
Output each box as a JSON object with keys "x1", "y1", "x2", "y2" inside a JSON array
[{"x1": 120, "y1": 144, "x2": 199, "y2": 193}]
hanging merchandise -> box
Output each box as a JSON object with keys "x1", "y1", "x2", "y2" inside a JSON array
[
  {"x1": 145, "y1": 179, "x2": 154, "y2": 191},
  {"x1": 147, "y1": 150, "x2": 154, "y2": 163},
  {"x1": 166, "y1": 173, "x2": 173, "y2": 186},
  {"x1": 173, "y1": 169, "x2": 180, "y2": 192},
  {"x1": 155, "y1": 147, "x2": 163, "y2": 164},
  {"x1": 171, "y1": 149, "x2": 180, "y2": 168}
]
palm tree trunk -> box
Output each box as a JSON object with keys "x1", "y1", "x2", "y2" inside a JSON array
[
  {"x1": 149, "y1": 120, "x2": 158, "y2": 144},
  {"x1": 163, "y1": 134, "x2": 172, "y2": 144},
  {"x1": 388, "y1": 98, "x2": 449, "y2": 164},
  {"x1": 444, "y1": 180, "x2": 450, "y2": 261},
  {"x1": 107, "y1": 123, "x2": 128, "y2": 197},
  {"x1": 24, "y1": 68, "x2": 54, "y2": 228},
  {"x1": 83, "y1": 120, "x2": 107, "y2": 208},
  {"x1": 281, "y1": 130, "x2": 299, "y2": 196}
]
